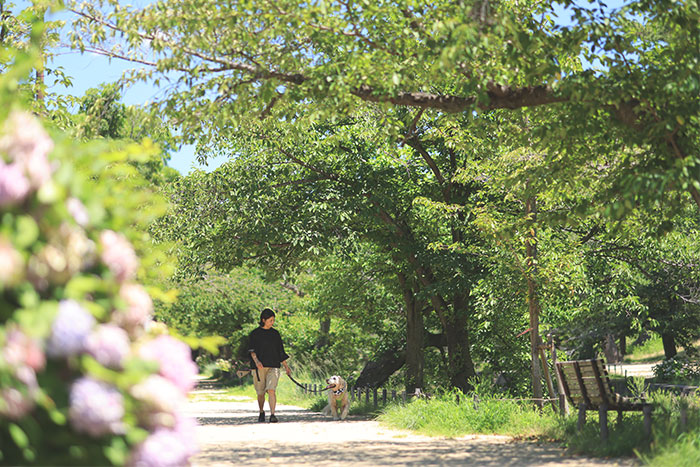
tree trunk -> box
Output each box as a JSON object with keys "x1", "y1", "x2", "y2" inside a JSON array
[
  {"x1": 354, "y1": 347, "x2": 406, "y2": 388},
  {"x1": 525, "y1": 195, "x2": 544, "y2": 405},
  {"x1": 661, "y1": 332, "x2": 677, "y2": 359},
  {"x1": 603, "y1": 334, "x2": 621, "y2": 363},
  {"x1": 445, "y1": 293, "x2": 476, "y2": 392},
  {"x1": 619, "y1": 333, "x2": 627, "y2": 357},
  {"x1": 315, "y1": 316, "x2": 331, "y2": 349},
  {"x1": 398, "y1": 272, "x2": 424, "y2": 393}
]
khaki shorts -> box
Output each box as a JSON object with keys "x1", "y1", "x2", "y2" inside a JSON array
[{"x1": 253, "y1": 367, "x2": 281, "y2": 395}]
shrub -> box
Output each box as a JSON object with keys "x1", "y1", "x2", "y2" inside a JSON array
[
  {"x1": 0, "y1": 109, "x2": 198, "y2": 466},
  {"x1": 653, "y1": 356, "x2": 700, "y2": 383}
]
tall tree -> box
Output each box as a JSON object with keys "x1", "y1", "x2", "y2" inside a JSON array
[{"x1": 68, "y1": 0, "x2": 699, "y2": 209}]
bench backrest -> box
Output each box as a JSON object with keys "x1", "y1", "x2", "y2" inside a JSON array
[{"x1": 555, "y1": 358, "x2": 615, "y2": 409}]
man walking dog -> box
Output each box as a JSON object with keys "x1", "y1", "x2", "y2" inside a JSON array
[{"x1": 248, "y1": 308, "x2": 291, "y2": 423}]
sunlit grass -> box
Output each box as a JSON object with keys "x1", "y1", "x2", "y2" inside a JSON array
[
  {"x1": 378, "y1": 392, "x2": 560, "y2": 438},
  {"x1": 625, "y1": 336, "x2": 665, "y2": 363}
]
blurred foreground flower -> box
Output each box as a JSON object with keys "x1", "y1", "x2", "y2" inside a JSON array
[
  {"x1": 0, "y1": 239, "x2": 24, "y2": 287},
  {"x1": 139, "y1": 335, "x2": 198, "y2": 394},
  {"x1": 100, "y1": 230, "x2": 138, "y2": 283},
  {"x1": 47, "y1": 300, "x2": 95, "y2": 358},
  {"x1": 0, "y1": 111, "x2": 54, "y2": 190},
  {"x1": 69, "y1": 377, "x2": 125, "y2": 437},
  {"x1": 127, "y1": 415, "x2": 198, "y2": 467},
  {"x1": 85, "y1": 324, "x2": 131, "y2": 369},
  {"x1": 115, "y1": 283, "x2": 154, "y2": 335}
]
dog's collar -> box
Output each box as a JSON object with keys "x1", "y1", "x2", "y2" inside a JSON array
[{"x1": 332, "y1": 383, "x2": 346, "y2": 396}]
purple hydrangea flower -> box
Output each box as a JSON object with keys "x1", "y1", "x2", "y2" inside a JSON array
[
  {"x1": 0, "y1": 162, "x2": 31, "y2": 206},
  {"x1": 85, "y1": 324, "x2": 131, "y2": 369},
  {"x1": 100, "y1": 230, "x2": 138, "y2": 283},
  {"x1": 68, "y1": 377, "x2": 125, "y2": 437},
  {"x1": 138, "y1": 336, "x2": 198, "y2": 394},
  {"x1": 127, "y1": 427, "x2": 194, "y2": 467},
  {"x1": 47, "y1": 300, "x2": 95, "y2": 358}
]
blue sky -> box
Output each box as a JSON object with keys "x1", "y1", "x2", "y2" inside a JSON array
[
  {"x1": 28, "y1": 1, "x2": 229, "y2": 175},
  {"x1": 32, "y1": 0, "x2": 627, "y2": 174}
]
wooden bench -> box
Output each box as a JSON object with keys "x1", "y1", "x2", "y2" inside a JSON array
[{"x1": 555, "y1": 358, "x2": 652, "y2": 441}]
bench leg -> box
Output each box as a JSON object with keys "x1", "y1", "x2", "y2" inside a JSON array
[
  {"x1": 577, "y1": 403, "x2": 586, "y2": 431},
  {"x1": 599, "y1": 404, "x2": 609, "y2": 442},
  {"x1": 643, "y1": 405, "x2": 652, "y2": 440},
  {"x1": 617, "y1": 409, "x2": 623, "y2": 427}
]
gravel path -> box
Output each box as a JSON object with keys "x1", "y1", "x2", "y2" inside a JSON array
[{"x1": 185, "y1": 388, "x2": 636, "y2": 466}]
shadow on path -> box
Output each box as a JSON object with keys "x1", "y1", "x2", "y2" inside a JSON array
[{"x1": 188, "y1": 396, "x2": 635, "y2": 466}]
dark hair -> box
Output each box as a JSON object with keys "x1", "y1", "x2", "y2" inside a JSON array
[{"x1": 259, "y1": 308, "x2": 276, "y2": 327}]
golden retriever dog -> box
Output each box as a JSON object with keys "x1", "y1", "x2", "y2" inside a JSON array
[{"x1": 322, "y1": 375, "x2": 350, "y2": 420}]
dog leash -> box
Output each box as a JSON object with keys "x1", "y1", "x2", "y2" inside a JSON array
[{"x1": 288, "y1": 373, "x2": 331, "y2": 393}]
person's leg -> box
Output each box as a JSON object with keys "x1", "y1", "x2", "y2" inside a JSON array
[
  {"x1": 265, "y1": 368, "x2": 281, "y2": 422},
  {"x1": 253, "y1": 368, "x2": 269, "y2": 421},
  {"x1": 267, "y1": 389, "x2": 276, "y2": 414}
]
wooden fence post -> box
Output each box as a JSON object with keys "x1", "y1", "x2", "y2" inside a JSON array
[
  {"x1": 599, "y1": 404, "x2": 609, "y2": 442},
  {"x1": 402, "y1": 391, "x2": 406, "y2": 403},
  {"x1": 373, "y1": 388, "x2": 378, "y2": 409},
  {"x1": 680, "y1": 401, "x2": 688, "y2": 432},
  {"x1": 382, "y1": 388, "x2": 387, "y2": 404},
  {"x1": 643, "y1": 405, "x2": 652, "y2": 440},
  {"x1": 577, "y1": 403, "x2": 587, "y2": 431}
]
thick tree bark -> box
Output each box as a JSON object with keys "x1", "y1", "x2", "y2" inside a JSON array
[
  {"x1": 398, "y1": 272, "x2": 424, "y2": 392},
  {"x1": 354, "y1": 347, "x2": 406, "y2": 388},
  {"x1": 603, "y1": 334, "x2": 622, "y2": 363},
  {"x1": 446, "y1": 293, "x2": 476, "y2": 392},
  {"x1": 525, "y1": 195, "x2": 544, "y2": 405},
  {"x1": 315, "y1": 316, "x2": 331, "y2": 349},
  {"x1": 619, "y1": 333, "x2": 627, "y2": 357},
  {"x1": 661, "y1": 333, "x2": 677, "y2": 359}
]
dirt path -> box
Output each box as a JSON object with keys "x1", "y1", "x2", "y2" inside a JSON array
[{"x1": 186, "y1": 388, "x2": 636, "y2": 466}]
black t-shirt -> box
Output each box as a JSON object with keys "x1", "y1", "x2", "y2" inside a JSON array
[{"x1": 248, "y1": 327, "x2": 290, "y2": 369}]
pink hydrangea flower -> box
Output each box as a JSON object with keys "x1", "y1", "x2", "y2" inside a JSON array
[
  {"x1": 69, "y1": 377, "x2": 125, "y2": 437},
  {"x1": 127, "y1": 425, "x2": 196, "y2": 467},
  {"x1": 67, "y1": 197, "x2": 89, "y2": 226},
  {"x1": 85, "y1": 324, "x2": 131, "y2": 369},
  {"x1": 100, "y1": 230, "x2": 138, "y2": 283},
  {"x1": 130, "y1": 375, "x2": 184, "y2": 428},
  {"x1": 47, "y1": 300, "x2": 95, "y2": 358},
  {"x1": 0, "y1": 387, "x2": 34, "y2": 419},
  {"x1": 0, "y1": 239, "x2": 24, "y2": 288},
  {"x1": 3, "y1": 327, "x2": 45, "y2": 371},
  {"x1": 0, "y1": 111, "x2": 54, "y2": 189},
  {"x1": 0, "y1": 162, "x2": 31, "y2": 206},
  {"x1": 138, "y1": 336, "x2": 198, "y2": 394},
  {"x1": 114, "y1": 283, "x2": 153, "y2": 334},
  {"x1": 173, "y1": 414, "x2": 198, "y2": 457}
]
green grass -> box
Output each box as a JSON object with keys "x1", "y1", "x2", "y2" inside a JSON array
[
  {"x1": 378, "y1": 392, "x2": 560, "y2": 438},
  {"x1": 625, "y1": 336, "x2": 665, "y2": 363},
  {"x1": 376, "y1": 389, "x2": 700, "y2": 465}
]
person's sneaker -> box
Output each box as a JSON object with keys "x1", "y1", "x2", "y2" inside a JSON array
[
  {"x1": 269, "y1": 414, "x2": 278, "y2": 423},
  {"x1": 258, "y1": 411, "x2": 265, "y2": 423}
]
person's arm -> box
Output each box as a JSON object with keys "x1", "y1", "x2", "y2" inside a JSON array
[
  {"x1": 277, "y1": 331, "x2": 291, "y2": 374},
  {"x1": 250, "y1": 351, "x2": 264, "y2": 370}
]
